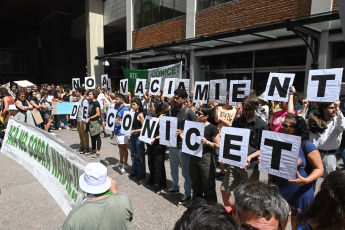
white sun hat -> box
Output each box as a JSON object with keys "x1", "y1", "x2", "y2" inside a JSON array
[{"x1": 79, "y1": 163, "x2": 111, "y2": 194}]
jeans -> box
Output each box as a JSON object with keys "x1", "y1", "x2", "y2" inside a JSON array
[
  {"x1": 169, "y1": 147, "x2": 191, "y2": 197},
  {"x1": 338, "y1": 146, "x2": 345, "y2": 167},
  {"x1": 130, "y1": 132, "x2": 146, "y2": 177},
  {"x1": 55, "y1": 115, "x2": 68, "y2": 128}
]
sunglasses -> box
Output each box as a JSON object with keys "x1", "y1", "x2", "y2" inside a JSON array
[
  {"x1": 281, "y1": 123, "x2": 294, "y2": 128},
  {"x1": 196, "y1": 111, "x2": 204, "y2": 116},
  {"x1": 174, "y1": 96, "x2": 180, "y2": 101}
]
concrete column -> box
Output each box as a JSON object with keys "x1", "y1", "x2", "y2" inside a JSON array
[
  {"x1": 86, "y1": 0, "x2": 104, "y2": 84},
  {"x1": 186, "y1": 0, "x2": 197, "y2": 39},
  {"x1": 126, "y1": 0, "x2": 133, "y2": 50},
  {"x1": 189, "y1": 49, "x2": 201, "y2": 89}
]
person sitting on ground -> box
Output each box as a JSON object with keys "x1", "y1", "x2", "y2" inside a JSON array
[
  {"x1": 232, "y1": 181, "x2": 290, "y2": 230},
  {"x1": 62, "y1": 162, "x2": 133, "y2": 230}
]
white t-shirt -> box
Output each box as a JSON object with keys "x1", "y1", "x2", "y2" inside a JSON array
[{"x1": 97, "y1": 93, "x2": 106, "y2": 110}]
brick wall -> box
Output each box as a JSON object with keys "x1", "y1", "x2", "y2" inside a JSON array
[
  {"x1": 333, "y1": 0, "x2": 338, "y2": 10},
  {"x1": 132, "y1": 16, "x2": 186, "y2": 49},
  {"x1": 196, "y1": 0, "x2": 312, "y2": 37}
]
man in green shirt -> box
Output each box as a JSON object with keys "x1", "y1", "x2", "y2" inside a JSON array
[{"x1": 63, "y1": 163, "x2": 133, "y2": 230}]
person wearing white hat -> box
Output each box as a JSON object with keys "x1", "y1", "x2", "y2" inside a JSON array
[
  {"x1": 256, "y1": 93, "x2": 269, "y2": 124},
  {"x1": 63, "y1": 163, "x2": 133, "y2": 230}
]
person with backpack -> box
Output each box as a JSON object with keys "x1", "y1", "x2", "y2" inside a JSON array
[{"x1": 273, "y1": 115, "x2": 323, "y2": 230}]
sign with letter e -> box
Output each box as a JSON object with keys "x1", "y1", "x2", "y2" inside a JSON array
[
  {"x1": 159, "y1": 116, "x2": 178, "y2": 147},
  {"x1": 182, "y1": 121, "x2": 204, "y2": 157},
  {"x1": 219, "y1": 127, "x2": 250, "y2": 168},
  {"x1": 264, "y1": 73, "x2": 295, "y2": 102},
  {"x1": 307, "y1": 68, "x2": 343, "y2": 102},
  {"x1": 258, "y1": 130, "x2": 301, "y2": 180},
  {"x1": 121, "y1": 111, "x2": 135, "y2": 135},
  {"x1": 229, "y1": 80, "x2": 251, "y2": 105},
  {"x1": 139, "y1": 116, "x2": 159, "y2": 144}
]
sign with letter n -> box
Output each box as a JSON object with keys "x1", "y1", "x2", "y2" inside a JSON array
[{"x1": 264, "y1": 73, "x2": 295, "y2": 102}]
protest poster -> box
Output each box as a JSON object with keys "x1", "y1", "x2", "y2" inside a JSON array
[
  {"x1": 81, "y1": 100, "x2": 89, "y2": 122},
  {"x1": 85, "y1": 76, "x2": 96, "y2": 89},
  {"x1": 259, "y1": 130, "x2": 301, "y2": 180},
  {"x1": 163, "y1": 78, "x2": 176, "y2": 97},
  {"x1": 149, "y1": 77, "x2": 162, "y2": 96},
  {"x1": 209, "y1": 79, "x2": 227, "y2": 104},
  {"x1": 69, "y1": 103, "x2": 79, "y2": 120},
  {"x1": 193, "y1": 81, "x2": 209, "y2": 104},
  {"x1": 52, "y1": 102, "x2": 74, "y2": 115},
  {"x1": 135, "y1": 79, "x2": 147, "y2": 96},
  {"x1": 31, "y1": 109, "x2": 44, "y2": 124},
  {"x1": 105, "y1": 109, "x2": 117, "y2": 131},
  {"x1": 120, "y1": 79, "x2": 129, "y2": 95},
  {"x1": 219, "y1": 127, "x2": 250, "y2": 169},
  {"x1": 101, "y1": 74, "x2": 108, "y2": 88},
  {"x1": 121, "y1": 111, "x2": 135, "y2": 135},
  {"x1": 72, "y1": 78, "x2": 80, "y2": 90},
  {"x1": 107, "y1": 78, "x2": 112, "y2": 93},
  {"x1": 264, "y1": 73, "x2": 295, "y2": 102},
  {"x1": 159, "y1": 116, "x2": 178, "y2": 147},
  {"x1": 176, "y1": 79, "x2": 190, "y2": 97},
  {"x1": 306, "y1": 68, "x2": 343, "y2": 102},
  {"x1": 182, "y1": 121, "x2": 204, "y2": 157},
  {"x1": 229, "y1": 80, "x2": 251, "y2": 105},
  {"x1": 1, "y1": 118, "x2": 88, "y2": 215},
  {"x1": 139, "y1": 116, "x2": 159, "y2": 144}
]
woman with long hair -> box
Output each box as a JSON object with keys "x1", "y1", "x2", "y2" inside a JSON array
[
  {"x1": 40, "y1": 90, "x2": 52, "y2": 132},
  {"x1": 297, "y1": 170, "x2": 345, "y2": 230},
  {"x1": 128, "y1": 97, "x2": 146, "y2": 180},
  {"x1": 15, "y1": 89, "x2": 33, "y2": 122},
  {"x1": 0, "y1": 88, "x2": 15, "y2": 125},
  {"x1": 146, "y1": 99, "x2": 167, "y2": 193},
  {"x1": 29, "y1": 91, "x2": 43, "y2": 128},
  {"x1": 274, "y1": 115, "x2": 323, "y2": 230}
]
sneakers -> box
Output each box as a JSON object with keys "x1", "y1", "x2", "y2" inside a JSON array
[
  {"x1": 163, "y1": 188, "x2": 180, "y2": 195},
  {"x1": 58, "y1": 127, "x2": 62, "y2": 130},
  {"x1": 64, "y1": 126, "x2": 70, "y2": 130},
  {"x1": 120, "y1": 164, "x2": 129, "y2": 174},
  {"x1": 91, "y1": 153, "x2": 100, "y2": 159},
  {"x1": 215, "y1": 172, "x2": 225, "y2": 180},
  {"x1": 179, "y1": 195, "x2": 192, "y2": 205}
]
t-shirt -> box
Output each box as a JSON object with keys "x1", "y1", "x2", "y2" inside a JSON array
[
  {"x1": 114, "y1": 104, "x2": 129, "y2": 136},
  {"x1": 217, "y1": 106, "x2": 237, "y2": 135},
  {"x1": 88, "y1": 101, "x2": 100, "y2": 118},
  {"x1": 97, "y1": 93, "x2": 106, "y2": 110},
  {"x1": 171, "y1": 106, "x2": 196, "y2": 147},
  {"x1": 270, "y1": 110, "x2": 297, "y2": 133},
  {"x1": 62, "y1": 193, "x2": 133, "y2": 230},
  {"x1": 203, "y1": 123, "x2": 219, "y2": 153}
]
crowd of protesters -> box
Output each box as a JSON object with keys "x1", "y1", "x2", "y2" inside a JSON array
[{"x1": 1, "y1": 81, "x2": 345, "y2": 230}]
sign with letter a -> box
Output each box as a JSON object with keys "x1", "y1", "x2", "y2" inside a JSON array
[
  {"x1": 85, "y1": 76, "x2": 96, "y2": 89},
  {"x1": 135, "y1": 79, "x2": 147, "y2": 96},
  {"x1": 307, "y1": 68, "x2": 343, "y2": 102},
  {"x1": 264, "y1": 73, "x2": 295, "y2": 102},
  {"x1": 105, "y1": 109, "x2": 117, "y2": 131},
  {"x1": 120, "y1": 79, "x2": 129, "y2": 95},
  {"x1": 176, "y1": 79, "x2": 190, "y2": 97},
  {"x1": 258, "y1": 130, "x2": 301, "y2": 180},
  {"x1": 101, "y1": 74, "x2": 108, "y2": 88},
  {"x1": 121, "y1": 111, "x2": 135, "y2": 135},
  {"x1": 182, "y1": 121, "x2": 205, "y2": 157},
  {"x1": 159, "y1": 116, "x2": 178, "y2": 147},
  {"x1": 139, "y1": 116, "x2": 159, "y2": 143},
  {"x1": 229, "y1": 80, "x2": 251, "y2": 105},
  {"x1": 209, "y1": 79, "x2": 227, "y2": 104}
]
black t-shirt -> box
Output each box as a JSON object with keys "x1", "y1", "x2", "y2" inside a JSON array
[
  {"x1": 88, "y1": 101, "x2": 100, "y2": 118},
  {"x1": 203, "y1": 123, "x2": 219, "y2": 153},
  {"x1": 171, "y1": 106, "x2": 196, "y2": 147},
  {"x1": 30, "y1": 97, "x2": 39, "y2": 106}
]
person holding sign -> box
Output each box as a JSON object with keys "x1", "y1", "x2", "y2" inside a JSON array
[
  {"x1": 128, "y1": 98, "x2": 146, "y2": 180},
  {"x1": 75, "y1": 87, "x2": 89, "y2": 154},
  {"x1": 187, "y1": 105, "x2": 220, "y2": 203},
  {"x1": 220, "y1": 95, "x2": 268, "y2": 206},
  {"x1": 86, "y1": 90, "x2": 102, "y2": 159},
  {"x1": 39, "y1": 90, "x2": 52, "y2": 132},
  {"x1": 53, "y1": 91, "x2": 69, "y2": 130},
  {"x1": 272, "y1": 116, "x2": 323, "y2": 229},
  {"x1": 146, "y1": 99, "x2": 168, "y2": 194}
]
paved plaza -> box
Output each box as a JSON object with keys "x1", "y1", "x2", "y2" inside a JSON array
[{"x1": 0, "y1": 126, "x2": 344, "y2": 230}]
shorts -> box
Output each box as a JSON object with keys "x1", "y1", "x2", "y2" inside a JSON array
[
  {"x1": 114, "y1": 135, "x2": 128, "y2": 145},
  {"x1": 41, "y1": 110, "x2": 52, "y2": 119},
  {"x1": 220, "y1": 162, "x2": 259, "y2": 192}
]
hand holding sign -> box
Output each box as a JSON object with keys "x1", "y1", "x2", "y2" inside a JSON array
[{"x1": 264, "y1": 73, "x2": 295, "y2": 102}]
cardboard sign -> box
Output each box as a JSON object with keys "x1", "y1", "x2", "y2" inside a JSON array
[
  {"x1": 149, "y1": 77, "x2": 162, "y2": 96},
  {"x1": 120, "y1": 79, "x2": 129, "y2": 95},
  {"x1": 176, "y1": 79, "x2": 190, "y2": 97},
  {"x1": 163, "y1": 78, "x2": 176, "y2": 97},
  {"x1": 264, "y1": 73, "x2": 295, "y2": 102},
  {"x1": 31, "y1": 109, "x2": 44, "y2": 124},
  {"x1": 85, "y1": 76, "x2": 96, "y2": 89},
  {"x1": 139, "y1": 116, "x2": 159, "y2": 144},
  {"x1": 229, "y1": 80, "x2": 251, "y2": 105},
  {"x1": 159, "y1": 116, "x2": 178, "y2": 147},
  {"x1": 81, "y1": 100, "x2": 89, "y2": 122},
  {"x1": 72, "y1": 78, "x2": 80, "y2": 90},
  {"x1": 193, "y1": 81, "x2": 209, "y2": 104},
  {"x1": 69, "y1": 103, "x2": 79, "y2": 120},
  {"x1": 135, "y1": 79, "x2": 147, "y2": 96},
  {"x1": 105, "y1": 108, "x2": 117, "y2": 131},
  {"x1": 182, "y1": 121, "x2": 205, "y2": 157},
  {"x1": 306, "y1": 68, "x2": 343, "y2": 102},
  {"x1": 101, "y1": 74, "x2": 108, "y2": 88},
  {"x1": 258, "y1": 130, "x2": 301, "y2": 180},
  {"x1": 52, "y1": 102, "x2": 74, "y2": 115},
  {"x1": 209, "y1": 79, "x2": 227, "y2": 104},
  {"x1": 120, "y1": 111, "x2": 135, "y2": 135},
  {"x1": 219, "y1": 127, "x2": 250, "y2": 168}
]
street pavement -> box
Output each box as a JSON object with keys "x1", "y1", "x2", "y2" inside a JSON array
[{"x1": 0, "y1": 126, "x2": 344, "y2": 229}]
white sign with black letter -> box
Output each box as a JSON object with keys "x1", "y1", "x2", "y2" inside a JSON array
[
  {"x1": 149, "y1": 77, "x2": 162, "y2": 96},
  {"x1": 209, "y1": 79, "x2": 227, "y2": 104},
  {"x1": 258, "y1": 130, "x2": 301, "y2": 180},
  {"x1": 107, "y1": 78, "x2": 112, "y2": 93},
  {"x1": 182, "y1": 121, "x2": 205, "y2": 157},
  {"x1": 264, "y1": 73, "x2": 295, "y2": 102},
  {"x1": 101, "y1": 74, "x2": 108, "y2": 88},
  {"x1": 135, "y1": 79, "x2": 146, "y2": 96},
  {"x1": 193, "y1": 81, "x2": 209, "y2": 104},
  {"x1": 176, "y1": 79, "x2": 190, "y2": 96},
  {"x1": 81, "y1": 99, "x2": 89, "y2": 122},
  {"x1": 121, "y1": 111, "x2": 135, "y2": 135},
  {"x1": 69, "y1": 103, "x2": 79, "y2": 120},
  {"x1": 163, "y1": 78, "x2": 176, "y2": 97},
  {"x1": 120, "y1": 79, "x2": 128, "y2": 95},
  {"x1": 307, "y1": 68, "x2": 343, "y2": 102},
  {"x1": 139, "y1": 116, "x2": 159, "y2": 144},
  {"x1": 72, "y1": 78, "x2": 80, "y2": 90},
  {"x1": 105, "y1": 109, "x2": 117, "y2": 131},
  {"x1": 85, "y1": 76, "x2": 96, "y2": 89},
  {"x1": 229, "y1": 80, "x2": 251, "y2": 105},
  {"x1": 159, "y1": 116, "x2": 178, "y2": 147},
  {"x1": 219, "y1": 127, "x2": 250, "y2": 168}
]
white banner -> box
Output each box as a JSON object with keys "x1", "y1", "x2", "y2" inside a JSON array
[
  {"x1": 264, "y1": 73, "x2": 295, "y2": 102},
  {"x1": 148, "y1": 62, "x2": 182, "y2": 83},
  {"x1": 1, "y1": 118, "x2": 87, "y2": 215},
  {"x1": 182, "y1": 121, "x2": 204, "y2": 157},
  {"x1": 209, "y1": 79, "x2": 227, "y2": 104},
  {"x1": 159, "y1": 116, "x2": 178, "y2": 147}
]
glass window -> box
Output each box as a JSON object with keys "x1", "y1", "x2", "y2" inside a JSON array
[{"x1": 197, "y1": 0, "x2": 234, "y2": 11}]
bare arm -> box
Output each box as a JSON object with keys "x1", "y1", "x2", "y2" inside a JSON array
[
  {"x1": 30, "y1": 100, "x2": 41, "y2": 109},
  {"x1": 1, "y1": 97, "x2": 9, "y2": 117},
  {"x1": 287, "y1": 86, "x2": 295, "y2": 116},
  {"x1": 130, "y1": 113, "x2": 145, "y2": 134}
]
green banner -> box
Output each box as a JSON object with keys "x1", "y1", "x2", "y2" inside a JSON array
[{"x1": 123, "y1": 68, "x2": 148, "y2": 93}]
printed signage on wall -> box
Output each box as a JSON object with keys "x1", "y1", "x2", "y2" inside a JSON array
[
  {"x1": 229, "y1": 80, "x2": 251, "y2": 105},
  {"x1": 159, "y1": 116, "x2": 178, "y2": 147},
  {"x1": 182, "y1": 121, "x2": 205, "y2": 157},
  {"x1": 264, "y1": 73, "x2": 295, "y2": 102},
  {"x1": 120, "y1": 111, "x2": 135, "y2": 135},
  {"x1": 209, "y1": 79, "x2": 227, "y2": 104},
  {"x1": 85, "y1": 76, "x2": 96, "y2": 89}
]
